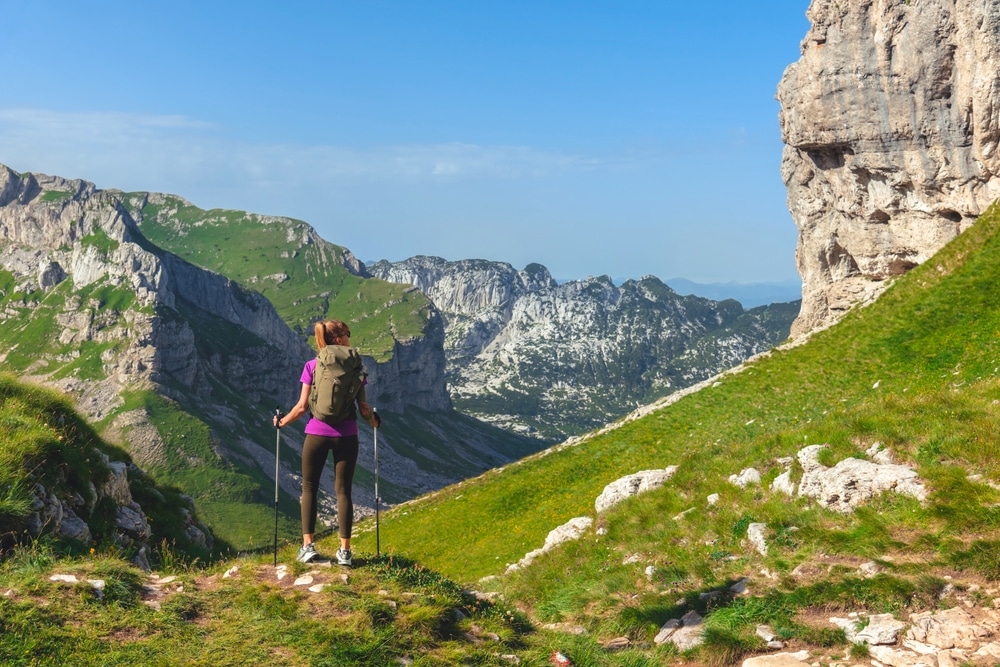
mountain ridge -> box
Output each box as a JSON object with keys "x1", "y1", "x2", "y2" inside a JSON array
[{"x1": 370, "y1": 255, "x2": 800, "y2": 440}]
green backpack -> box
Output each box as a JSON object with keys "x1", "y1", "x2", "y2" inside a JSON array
[{"x1": 309, "y1": 345, "x2": 366, "y2": 425}]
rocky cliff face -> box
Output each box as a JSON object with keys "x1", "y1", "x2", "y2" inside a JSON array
[
  {"x1": 778, "y1": 0, "x2": 1000, "y2": 336},
  {"x1": 370, "y1": 256, "x2": 799, "y2": 439},
  {"x1": 0, "y1": 166, "x2": 309, "y2": 415}
]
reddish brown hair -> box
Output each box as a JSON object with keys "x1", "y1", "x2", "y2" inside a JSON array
[{"x1": 315, "y1": 320, "x2": 351, "y2": 349}]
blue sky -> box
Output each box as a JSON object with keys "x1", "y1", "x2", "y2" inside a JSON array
[{"x1": 1, "y1": 1, "x2": 811, "y2": 285}]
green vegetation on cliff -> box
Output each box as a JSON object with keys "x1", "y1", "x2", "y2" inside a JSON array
[
  {"x1": 121, "y1": 194, "x2": 431, "y2": 360},
  {"x1": 0, "y1": 374, "x2": 211, "y2": 561}
]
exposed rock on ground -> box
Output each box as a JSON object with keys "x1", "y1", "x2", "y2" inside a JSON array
[
  {"x1": 504, "y1": 517, "x2": 593, "y2": 574},
  {"x1": 796, "y1": 444, "x2": 927, "y2": 512},
  {"x1": 594, "y1": 467, "x2": 678, "y2": 513}
]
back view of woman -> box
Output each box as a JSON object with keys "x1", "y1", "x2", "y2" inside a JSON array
[{"x1": 273, "y1": 319, "x2": 381, "y2": 566}]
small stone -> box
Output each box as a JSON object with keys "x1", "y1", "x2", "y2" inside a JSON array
[
  {"x1": 654, "y1": 618, "x2": 681, "y2": 644},
  {"x1": 603, "y1": 636, "x2": 630, "y2": 651},
  {"x1": 748, "y1": 523, "x2": 769, "y2": 555},
  {"x1": 729, "y1": 468, "x2": 762, "y2": 488},
  {"x1": 541, "y1": 622, "x2": 587, "y2": 635},
  {"x1": 757, "y1": 624, "x2": 777, "y2": 641},
  {"x1": 741, "y1": 650, "x2": 811, "y2": 666},
  {"x1": 859, "y1": 561, "x2": 880, "y2": 578}
]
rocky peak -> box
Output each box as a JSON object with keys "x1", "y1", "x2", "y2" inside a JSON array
[
  {"x1": 371, "y1": 257, "x2": 797, "y2": 439},
  {"x1": 369, "y1": 256, "x2": 556, "y2": 315},
  {"x1": 778, "y1": 0, "x2": 999, "y2": 336}
]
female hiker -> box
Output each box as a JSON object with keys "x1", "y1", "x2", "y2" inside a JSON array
[{"x1": 273, "y1": 319, "x2": 381, "y2": 566}]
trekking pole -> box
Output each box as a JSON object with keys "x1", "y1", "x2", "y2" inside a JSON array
[
  {"x1": 373, "y1": 408, "x2": 380, "y2": 557},
  {"x1": 273, "y1": 407, "x2": 282, "y2": 567}
]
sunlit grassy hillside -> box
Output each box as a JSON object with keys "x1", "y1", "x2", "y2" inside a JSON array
[
  {"x1": 10, "y1": 197, "x2": 1000, "y2": 665},
  {"x1": 342, "y1": 203, "x2": 1000, "y2": 658},
  {"x1": 121, "y1": 194, "x2": 430, "y2": 361}
]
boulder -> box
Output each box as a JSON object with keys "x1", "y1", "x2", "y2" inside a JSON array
[
  {"x1": 595, "y1": 467, "x2": 677, "y2": 513},
  {"x1": 797, "y1": 444, "x2": 926, "y2": 512}
]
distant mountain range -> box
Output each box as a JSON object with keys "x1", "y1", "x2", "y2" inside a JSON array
[
  {"x1": 664, "y1": 277, "x2": 802, "y2": 308},
  {"x1": 370, "y1": 257, "x2": 800, "y2": 440},
  {"x1": 548, "y1": 276, "x2": 802, "y2": 307}
]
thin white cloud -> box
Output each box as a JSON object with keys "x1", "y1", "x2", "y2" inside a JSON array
[
  {"x1": 0, "y1": 108, "x2": 605, "y2": 193},
  {"x1": 0, "y1": 108, "x2": 216, "y2": 138}
]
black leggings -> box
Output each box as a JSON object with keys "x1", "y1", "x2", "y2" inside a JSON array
[{"x1": 300, "y1": 433, "x2": 358, "y2": 538}]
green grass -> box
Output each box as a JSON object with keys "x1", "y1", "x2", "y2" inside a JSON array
[
  {"x1": 122, "y1": 194, "x2": 432, "y2": 361},
  {"x1": 0, "y1": 375, "x2": 211, "y2": 562},
  {"x1": 335, "y1": 202, "x2": 1000, "y2": 658},
  {"x1": 0, "y1": 547, "x2": 534, "y2": 666},
  {"x1": 38, "y1": 190, "x2": 73, "y2": 203},
  {"x1": 79, "y1": 228, "x2": 120, "y2": 255}
]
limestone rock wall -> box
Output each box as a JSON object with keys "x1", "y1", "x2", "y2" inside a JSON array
[{"x1": 778, "y1": 0, "x2": 1000, "y2": 335}]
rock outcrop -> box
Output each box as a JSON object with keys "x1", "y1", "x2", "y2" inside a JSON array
[
  {"x1": 796, "y1": 443, "x2": 927, "y2": 512},
  {"x1": 778, "y1": 0, "x2": 1000, "y2": 336},
  {"x1": 594, "y1": 467, "x2": 678, "y2": 514},
  {"x1": 28, "y1": 453, "x2": 212, "y2": 559}
]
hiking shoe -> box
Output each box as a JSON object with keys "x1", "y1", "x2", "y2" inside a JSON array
[
  {"x1": 297, "y1": 543, "x2": 319, "y2": 563},
  {"x1": 335, "y1": 548, "x2": 353, "y2": 567}
]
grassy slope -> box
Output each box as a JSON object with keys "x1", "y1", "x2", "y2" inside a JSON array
[
  {"x1": 351, "y1": 202, "x2": 1000, "y2": 603},
  {"x1": 0, "y1": 375, "x2": 214, "y2": 561},
  {"x1": 0, "y1": 547, "x2": 535, "y2": 667},
  {"x1": 7, "y1": 205, "x2": 1000, "y2": 664},
  {"x1": 121, "y1": 194, "x2": 430, "y2": 361}
]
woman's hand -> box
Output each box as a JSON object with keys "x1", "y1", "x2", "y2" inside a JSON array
[{"x1": 359, "y1": 402, "x2": 381, "y2": 428}]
